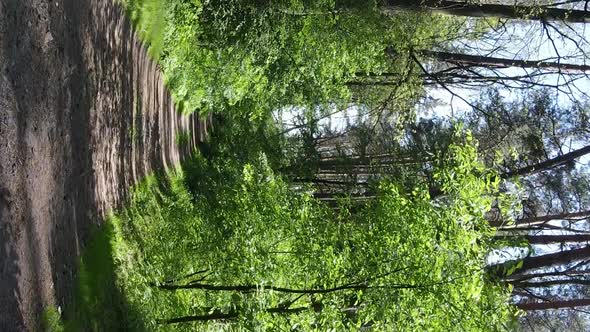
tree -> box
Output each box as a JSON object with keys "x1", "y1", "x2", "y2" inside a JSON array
[
  {"x1": 502, "y1": 145, "x2": 590, "y2": 178},
  {"x1": 509, "y1": 210, "x2": 590, "y2": 227},
  {"x1": 383, "y1": 0, "x2": 590, "y2": 22},
  {"x1": 496, "y1": 234, "x2": 590, "y2": 244},
  {"x1": 516, "y1": 298, "x2": 590, "y2": 311},
  {"x1": 112, "y1": 142, "x2": 517, "y2": 330},
  {"x1": 118, "y1": 0, "x2": 590, "y2": 328},
  {"x1": 419, "y1": 50, "x2": 590, "y2": 73},
  {"x1": 489, "y1": 246, "x2": 590, "y2": 279}
]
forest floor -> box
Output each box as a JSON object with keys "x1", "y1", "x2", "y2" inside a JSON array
[{"x1": 0, "y1": 0, "x2": 210, "y2": 330}]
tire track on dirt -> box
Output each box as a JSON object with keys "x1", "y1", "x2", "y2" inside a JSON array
[{"x1": 0, "y1": 1, "x2": 210, "y2": 330}]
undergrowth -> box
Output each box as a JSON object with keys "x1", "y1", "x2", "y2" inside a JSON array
[
  {"x1": 46, "y1": 167, "x2": 192, "y2": 331},
  {"x1": 117, "y1": 0, "x2": 466, "y2": 119},
  {"x1": 43, "y1": 217, "x2": 142, "y2": 330},
  {"x1": 53, "y1": 140, "x2": 516, "y2": 331}
]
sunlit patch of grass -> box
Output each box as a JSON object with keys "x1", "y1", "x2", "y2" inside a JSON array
[
  {"x1": 57, "y1": 222, "x2": 140, "y2": 331},
  {"x1": 42, "y1": 306, "x2": 64, "y2": 332},
  {"x1": 62, "y1": 167, "x2": 197, "y2": 331},
  {"x1": 107, "y1": 168, "x2": 205, "y2": 331},
  {"x1": 55, "y1": 203, "x2": 156, "y2": 330},
  {"x1": 119, "y1": 0, "x2": 167, "y2": 59},
  {"x1": 57, "y1": 155, "x2": 212, "y2": 331}
]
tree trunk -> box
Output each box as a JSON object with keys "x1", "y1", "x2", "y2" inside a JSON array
[
  {"x1": 497, "y1": 224, "x2": 590, "y2": 234},
  {"x1": 516, "y1": 298, "x2": 590, "y2": 311},
  {"x1": 502, "y1": 145, "x2": 590, "y2": 178},
  {"x1": 488, "y1": 246, "x2": 590, "y2": 278},
  {"x1": 384, "y1": 0, "x2": 590, "y2": 23},
  {"x1": 516, "y1": 210, "x2": 590, "y2": 226},
  {"x1": 160, "y1": 306, "x2": 309, "y2": 324},
  {"x1": 313, "y1": 192, "x2": 376, "y2": 201},
  {"x1": 155, "y1": 281, "x2": 372, "y2": 294},
  {"x1": 292, "y1": 178, "x2": 369, "y2": 186},
  {"x1": 496, "y1": 234, "x2": 590, "y2": 244},
  {"x1": 420, "y1": 50, "x2": 590, "y2": 73},
  {"x1": 160, "y1": 311, "x2": 237, "y2": 324},
  {"x1": 515, "y1": 278, "x2": 590, "y2": 288},
  {"x1": 489, "y1": 210, "x2": 590, "y2": 227},
  {"x1": 507, "y1": 261, "x2": 590, "y2": 282}
]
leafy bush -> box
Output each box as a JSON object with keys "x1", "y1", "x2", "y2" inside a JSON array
[
  {"x1": 106, "y1": 141, "x2": 516, "y2": 331},
  {"x1": 120, "y1": 0, "x2": 466, "y2": 119}
]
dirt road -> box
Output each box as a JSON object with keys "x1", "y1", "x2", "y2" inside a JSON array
[{"x1": 0, "y1": 1, "x2": 209, "y2": 330}]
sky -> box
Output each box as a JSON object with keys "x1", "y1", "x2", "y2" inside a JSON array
[{"x1": 426, "y1": 17, "x2": 590, "y2": 121}]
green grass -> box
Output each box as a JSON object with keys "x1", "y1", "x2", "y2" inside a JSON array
[
  {"x1": 52, "y1": 173, "x2": 179, "y2": 331},
  {"x1": 41, "y1": 306, "x2": 64, "y2": 332},
  {"x1": 50, "y1": 221, "x2": 138, "y2": 331},
  {"x1": 53, "y1": 160, "x2": 204, "y2": 331},
  {"x1": 65, "y1": 222, "x2": 128, "y2": 330},
  {"x1": 120, "y1": 0, "x2": 166, "y2": 59}
]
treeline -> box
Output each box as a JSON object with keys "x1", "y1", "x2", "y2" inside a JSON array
[{"x1": 115, "y1": 0, "x2": 590, "y2": 330}]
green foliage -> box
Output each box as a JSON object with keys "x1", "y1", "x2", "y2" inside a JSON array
[
  {"x1": 66, "y1": 223, "x2": 132, "y2": 331},
  {"x1": 76, "y1": 3, "x2": 523, "y2": 331},
  {"x1": 56, "y1": 110, "x2": 517, "y2": 330},
  {"x1": 121, "y1": 0, "x2": 167, "y2": 57},
  {"x1": 108, "y1": 171, "x2": 200, "y2": 330},
  {"x1": 165, "y1": 0, "x2": 383, "y2": 115},
  {"x1": 120, "y1": 0, "x2": 468, "y2": 120},
  {"x1": 468, "y1": 88, "x2": 588, "y2": 172},
  {"x1": 43, "y1": 223, "x2": 141, "y2": 331},
  {"x1": 101, "y1": 139, "x2": 516, "y2": 330},
  {"x1": 41, "y1": 306, "x2": 64, "y2": 332}
]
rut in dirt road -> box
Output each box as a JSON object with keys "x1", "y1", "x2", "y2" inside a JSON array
[{"x1": 0, "y1": 0, "x2": 210, "y2": 330}]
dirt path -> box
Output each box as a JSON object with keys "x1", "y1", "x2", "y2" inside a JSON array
[{"x1": 0, "y1": 1, "x2": 210, "y2": 330}]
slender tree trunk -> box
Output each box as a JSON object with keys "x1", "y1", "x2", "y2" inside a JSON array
[
  {"x1": 488, "y1": 246, "x2": 590, "y2": 278},
  {"x1": 495, "y1": 234, "x2": 590, "y2": 244},
  {"x1": 319, "y1": 152, "x2": 414, "y2": 162},
  {"x1": 314, "y1": 192, "x2": 376, "y2": 201},
  {"x1": 515, "y1": 210, "x2": 590, "y2": 226},
  {"x1": 507, "y1": 261, "x2": 590, "y2": 282},
  {"x1": 155, "y1": 281, "x2": 372, "y2": 294},
  {"x1": 154, "y1": 270, "x2": 417, "y2": 294},
  {"x1": 160, "y1": 312, "x2": 237, "y2": 324},
  {"x1": 160, "y1": 306, "x2": 309, "y2": 324},
  {"x1": 515, "y1": 278, "x2": 590, "y2": 288},
  {"x1": 497, "y1": 224, "x2": 590, "y2": 234},
  {"x1": 420, "y1": 50, "x2": 590, "y2": 73},
  {"x1": 279, "y1": 1, "x2": 590, "y2": 22},
  {"x1": 384, "y1": 0, "x2": 590, "y2": 23},
  {"x1": 502, "y1": 145, "x2": 590, "y2": 178},
  {"x1": 292, "y1": 178, "x2": 369, "y2": 186},
  {"x1": 516, "y1": 298, "x2": 590, "y2": 311},
  {"x1": 489, "y1": 210, "x2": 590, "y2": 227},
  {"x1": 347, "y1": 81, "x2": 399, "y2": 87}
]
